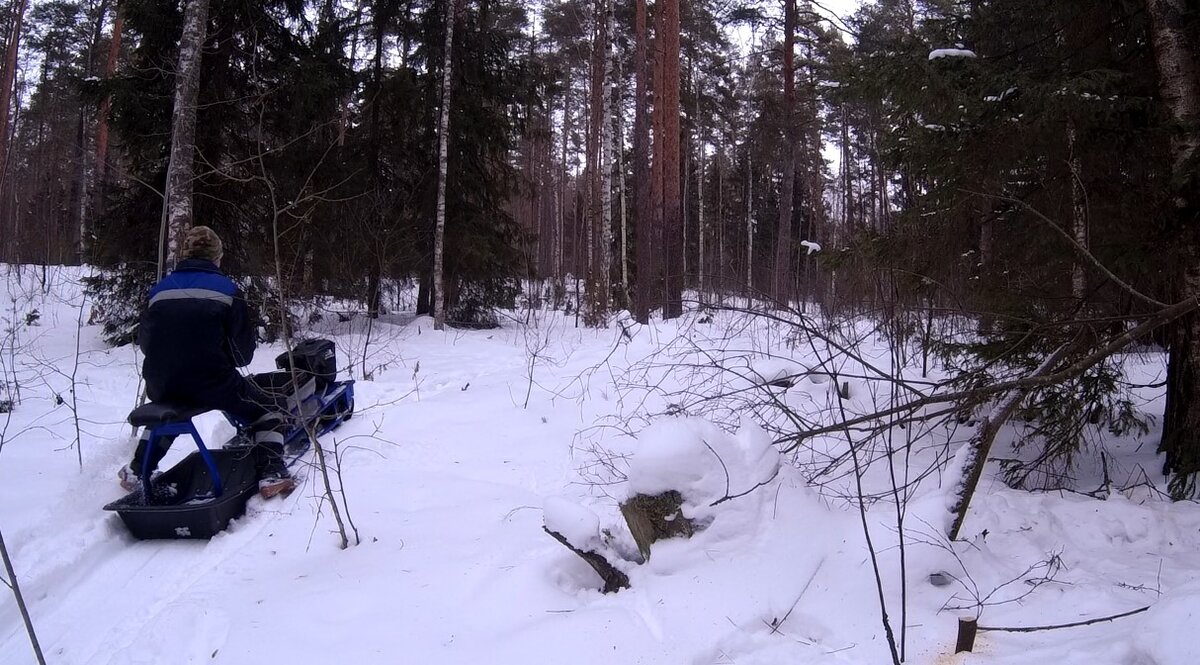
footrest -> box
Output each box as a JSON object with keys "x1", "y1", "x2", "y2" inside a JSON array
[{"x1": 128, "y1": 403, "x2": 209, "y2": 428}]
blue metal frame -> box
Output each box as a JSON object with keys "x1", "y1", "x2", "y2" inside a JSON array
[
  {"x1": 315, "y1": 381, "x2": 355, "y2": 436},
  {"x1": 140, "y1": 420, "x2": 223, "y2": 501},
  {"x1": 223, "y1": 379, "x2": 356, "y2": 446},
  {"x1": 139, "y1": 379, "x2": 356, "y2": 504}
]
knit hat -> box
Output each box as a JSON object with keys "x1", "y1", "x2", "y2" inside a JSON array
[{"x1": 182, "y1": 226, "x2": 223, "y2": 263}]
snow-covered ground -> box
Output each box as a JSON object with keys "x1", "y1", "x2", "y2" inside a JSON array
[{"x1": 0, "y1": 266, "x2": 1196, "y2": 664}]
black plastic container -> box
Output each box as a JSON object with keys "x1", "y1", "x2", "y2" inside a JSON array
[
  {"x1": 275, "y1": 338, "x2": 337, "y2": 390},
  {"x1": 103, "y1": 448, "x2": 258, "y2": 539}
]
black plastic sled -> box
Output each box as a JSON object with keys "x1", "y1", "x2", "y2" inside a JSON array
[{"x1": 105, "y1": 448, "x2": 259, "y2": 539}]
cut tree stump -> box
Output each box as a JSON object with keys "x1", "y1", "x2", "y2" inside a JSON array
[
  {"x1": 543, "y1": 527, "x2": 630, "y2": 593},
  {"x1": 955, "y1": 617, "x2": 978, "y2": 653},
  {"x1": 619, "y1": 490, "x2": 694, "y2": 562}
]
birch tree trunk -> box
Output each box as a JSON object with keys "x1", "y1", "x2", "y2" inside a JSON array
[
  {"x1": 1148, "y1": 0, "x2": 1200, "y2": 182},
  {"x1": 746, "y1": 152, "x2": 753, "y2": 292},
  {"x1": 717, "y1": 143, "x2": 724, "y2": 297},
  {"x1": 75, "y1": 0, "x2": 110, "y2": 263},
  {"x1": 583, "y1": 0, "x2": 602, "y2": 324},
  {"x1": 598, "y1": 0, "x2": 614, "y2": 317},
  {"x1": 1148, "y1": 0, "x2": 1200, "y2": 496},
  {"x1": 433, "y1": 0, "x2": 458, "y2": 331},
  {"x1": 1058, "y1": 4, "x2": 1099, "y2": 307},
  {"x1": 1067, "y1": 121, "x2": 1088, "y2": 302},
  {"x1": 161, "y1": 0, "x2": 210, "y2": 272},
  {"x1": 841, "y1": 103, "x2": 851, "y2": 231}
]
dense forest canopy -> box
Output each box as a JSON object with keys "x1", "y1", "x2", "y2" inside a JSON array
[{"x1": 0, "y1": 0, "x2": 1198, "y2": 494}]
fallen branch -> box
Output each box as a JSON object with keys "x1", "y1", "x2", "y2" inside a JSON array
[
  {"x1": 978, "y1": 605, "x2": 1150, "y2": 633},
  {"x1": 768, "y1": 557, "x2": 826, "y2": 635},
  {"x1": 949, "y1": 337, "x2": 1080, "y2": 540},
  {"x1": 543, "y1": 527, "x2": 630, "y2": 593}
]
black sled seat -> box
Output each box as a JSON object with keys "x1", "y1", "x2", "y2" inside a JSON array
[
  {"x1": 128, "y1": 402, "x2": 209, "y2": 429},
  {"x1": 104, "y1": 402, "x2": 261, "y2": 540},
  {"x1": 127, "y1": 401, "x2": 228, "y2": 496}
]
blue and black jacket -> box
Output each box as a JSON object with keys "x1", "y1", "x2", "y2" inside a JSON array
[{"x1": 138, "y1": 259, "x2": 256, "y2": 403}]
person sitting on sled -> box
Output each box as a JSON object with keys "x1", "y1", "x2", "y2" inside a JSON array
[{"x1": 118, "y1": 226, "x2": 297, "y2": 499}]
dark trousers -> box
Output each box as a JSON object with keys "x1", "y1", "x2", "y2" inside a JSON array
[{"x1": 131, "y1": 374, "x2": 288, "y2": 478}]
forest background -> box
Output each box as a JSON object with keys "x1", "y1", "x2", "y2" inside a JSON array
[{"x1": 0, "y1": 0, "x2": 1199, "y2": 499}]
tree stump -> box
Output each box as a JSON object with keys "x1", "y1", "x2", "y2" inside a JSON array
[
  {"x1": 543, "y1": 527, "x2": 630, "y2": 593},
  {"x1": 955, "y1": 617, "x2": 978, "y2": 653},
  {"x1": 619, "y1": 490, "x2": 694, "y2": 562}
]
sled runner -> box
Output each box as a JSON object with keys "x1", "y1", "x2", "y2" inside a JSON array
[{"x1": 104, "y1": 339, "x2": 354, "y2": 540}]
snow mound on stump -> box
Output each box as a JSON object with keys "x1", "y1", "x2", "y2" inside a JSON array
[
  {"x1": 543, "y1": 496, "x2": 601, "y2": 550},
  {"x1": 624, "y1": 417, "x2": 780, "y2": 523}
]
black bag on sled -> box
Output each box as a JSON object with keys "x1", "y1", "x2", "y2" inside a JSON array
[{"x1": 275, "y1": 338, "x2": 337, "y2": 390}]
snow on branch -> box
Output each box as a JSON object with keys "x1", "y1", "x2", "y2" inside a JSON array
[{"x1": 929, "y1": 48, "x2": 977, "y2": 61}]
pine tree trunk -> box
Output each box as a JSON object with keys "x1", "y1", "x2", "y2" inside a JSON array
[
  {"x1": 659, "y1": 0, "x2": 683, "y2": 320},
  {"x1": 1148, "y1": 0, "x2": 1200, "y2": 496},
  {"x1": 798, "y1": 16, "x2": 824, "y2": 308},
  {"x1": 0, "y1": 0, "x2": 29, "y2": 192},
  {"x1": 616, "y1": 56, "x2": 630, "y2": 308},
  {"x1": 773, "y1": 0, "x2": 797, "y2": 306},
  {"x1": 697, "y1": 123, "x2": 706, "y2": 299},
  {"x1": 632, "y1": 0, "x2": 653, "y2": 323},
  {"x1": 161, "y1": 0, "x2": 210, "y2": 271},
  {"x1": 91, "y1": 1, "x2": 123, "y2": 259},
  {"x1": 651, "y1": 12, "x2": 666, "y2": 318},
  {"x1": 432, "y1": 0, "x2": 457, "y2": 331},
  {"x1": 558, "y1": 75, "x2": 570, "y2": 282},
  {"x1": 682, "y1": 62, "x2": 691, "y2": 285}
]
